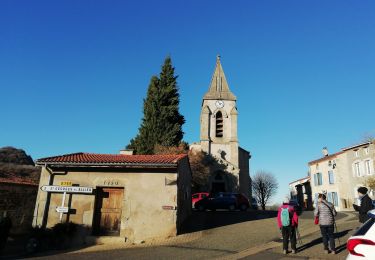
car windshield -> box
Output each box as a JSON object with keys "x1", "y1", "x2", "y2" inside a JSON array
[{"x1": 354, "y1": 218, "x2": 375, "y2": 236}]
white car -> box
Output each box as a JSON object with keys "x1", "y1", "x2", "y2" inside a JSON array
[{"x1": 346, "y1": 209, "x2": 375, "y2": 259}]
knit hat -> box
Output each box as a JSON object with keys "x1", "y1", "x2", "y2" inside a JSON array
[{"x1": 357, "y1": 187, "x2": 368, "y2": 194}]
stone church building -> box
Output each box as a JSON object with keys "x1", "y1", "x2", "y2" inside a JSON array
[{"x1": 191, "y1": 56, "x2": 251, "y2": 198}]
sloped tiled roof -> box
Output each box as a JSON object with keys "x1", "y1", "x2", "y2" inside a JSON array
[
  {"x1": 308, "y1": 151, "x2": 344, "y2": 165},
  {"x1": 342, "y1": 141, "x2": 372, "y2": 151},
  {"x1": 36, "y1": 153, "x2": 187, "y2": 167},
  {"x1": 289, "y1": 176, "x2": 310, "y2": 185}
]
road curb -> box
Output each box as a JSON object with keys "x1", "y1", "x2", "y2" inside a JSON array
[{"x1": 65, "y1": 230, "x2": 204, "y2": 254}]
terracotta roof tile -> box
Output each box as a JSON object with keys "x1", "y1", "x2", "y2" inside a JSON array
[
  {"x1": 308, "y1": 151, "x2": 344, "y2": 165},
  {"x1": 36, "y1": 153, "x2": 187, "y2": 167},
  {"x1": 289, "y1": 176, "x2": 310, "y2": 185}
]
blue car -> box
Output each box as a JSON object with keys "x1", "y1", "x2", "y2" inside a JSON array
[{"x1": 195, "y1": 192, "x2": 237, "y2": 211}]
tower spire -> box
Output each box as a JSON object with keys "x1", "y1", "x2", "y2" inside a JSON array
[{"x1": 204, "y1": 55, "x2": 236, "y2": 101}]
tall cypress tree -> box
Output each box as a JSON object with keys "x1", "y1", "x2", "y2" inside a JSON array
[
  {"x1": 157, "y1": 56, "x2": 185, "y2": 146},
  {"x1": 127, "y1": 57, "x2": 185, "y2": 154},
  {"x1": 127, "y1": 76, "x2": 160, "y2": 154}
]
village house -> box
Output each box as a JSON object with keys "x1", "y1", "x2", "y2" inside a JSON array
[
  {"x1": 33, "y1": 151, "x2": 191, "y2": 243},
  {"x1": 289, "y1": 176, "x2": 313, "y2": 210},
  {"x1": 308, "y1": 142, "x2": 375, "y2": 211}
]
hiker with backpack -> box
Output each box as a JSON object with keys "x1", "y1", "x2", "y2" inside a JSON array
[
  {"x1": 277, "y1": 197, "x2": 299, "y2": 254},
  {"x1": 314, "y1": 193, "x2": 337, "y2": 254}
]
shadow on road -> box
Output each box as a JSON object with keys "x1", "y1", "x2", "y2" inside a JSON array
[
  {"x1": 297, "y1": 229, "x2": 350, "y2": 254},
  {"x1": 180, "y1": 210, "x2": 277, "y2": 234}
]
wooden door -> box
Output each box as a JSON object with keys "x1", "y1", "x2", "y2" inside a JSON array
[{"x1": 95, "y1": 188, "x2": 124, "y2": 235}]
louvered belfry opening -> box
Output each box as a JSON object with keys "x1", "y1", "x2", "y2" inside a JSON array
[{"x1": 216, "y1": 111, "x2": 223, "y2": 137}]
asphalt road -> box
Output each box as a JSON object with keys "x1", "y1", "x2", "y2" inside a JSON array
[{"x1": 22, "y1": 210, "x2": 356, "y2": 260}]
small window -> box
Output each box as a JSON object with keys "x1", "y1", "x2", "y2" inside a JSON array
[
  {"x1": 215, "y1": 111, "x2": 223, "y2": 137},
  {"x1": 365, "y1": 147, "x2": 369, "y2": 155},
  {"x1": 365, "y1": 160, "x2": 371, "y2": 175},
  {"x1": 327, "y1": 192, "x2": 339, "y2": 206},
  {"x1": 332, "y1": 192, "x2": 338, "y2": 206},
  {"x1": 355, "y1": 162, "x2": 361, "y2": 177},
  {"x1": 327, "y1": 192, "x2": 333, "y2": 203},
  {"x1": 314, "y1": 173, "x2": 323, "y2": 186},
  {"x1": 355, "y1": 150, "x2": 359, "y2": 157},
  {"x1": 328, "y1": 171, "x2": 334, "y2": 184}
]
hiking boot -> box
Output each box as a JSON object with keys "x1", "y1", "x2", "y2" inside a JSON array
[
  {"x1": 283, "y1": 250, "x2": 287, "y2": 254},
  {"x1": 292, "y1": 249, "x2": 296, "y2": 254}
]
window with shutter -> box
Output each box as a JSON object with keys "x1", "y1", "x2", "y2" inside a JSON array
[{"x1": 215, "y1": 111, "x2": 223, "y2": 137}]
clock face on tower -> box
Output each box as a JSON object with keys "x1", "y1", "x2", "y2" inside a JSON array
[{"x1": 215, "y1": 100, "x2": 224, "y2": 108}]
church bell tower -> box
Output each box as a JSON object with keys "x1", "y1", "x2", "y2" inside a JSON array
[{"x1": 200, "y1": 56, "x2": 239, "y2": 168}]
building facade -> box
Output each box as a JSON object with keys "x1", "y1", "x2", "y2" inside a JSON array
[
  {"x1": 190, "y1": 56, "x2": 251, "y2": 198},
  {"x1": 33, "y1": 152, "x2": 191, "y2": 243},
  {"x1": 289, "y1": 176, "x2": 313, "y2": 210},
  {"x1": 309, "y1": 141, "x2": 375, "y2": 211}
]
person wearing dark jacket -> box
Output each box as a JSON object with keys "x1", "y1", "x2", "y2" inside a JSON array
[{"x1": 353, "y1": 187, "x2": 374, "y2": 223}]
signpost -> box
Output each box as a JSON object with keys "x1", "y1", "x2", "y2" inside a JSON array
[
  {"x1": 56, "y1": 206, "x2": 69, "y2": 213},
  {"x1": 41, "y1": 185, "x2": 93, "y2": 193},
  {"x1": 41, "y1": 185, "x2": 93, "y2": 222}
]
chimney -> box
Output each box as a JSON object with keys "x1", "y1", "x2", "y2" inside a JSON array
[
  {"x1": 322, "y1": 147, "x2": 329, "y2": 157},
  {"x1": 120, "y1": 149, "x2": 134, "y2": 155}
]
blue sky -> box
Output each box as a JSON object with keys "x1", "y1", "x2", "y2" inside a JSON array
[{"x1": 1, "y1": 1, "x2": 375, "y2": 204}]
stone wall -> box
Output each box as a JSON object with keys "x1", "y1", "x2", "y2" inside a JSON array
[{"x1": 0, "y1": 183, "x2": 38, "y2": 233}]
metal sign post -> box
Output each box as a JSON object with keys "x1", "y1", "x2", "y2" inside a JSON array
[
  {"x1": 41, "y1": 185, "x2": 93, "y2": 193},
  {"x1": 40, "y1": 185, "x2": 93, "y2": 223},
  {"x1": 59, "y1": 192, "x2": 66, "y2": 222}
]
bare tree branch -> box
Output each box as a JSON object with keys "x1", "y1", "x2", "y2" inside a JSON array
[{"x1": 252, "y1": 170, "x2": 278, "y2": 210}]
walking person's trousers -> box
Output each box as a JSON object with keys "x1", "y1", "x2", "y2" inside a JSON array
[
  {"x1": 281, "y1": 226, "x2": 296, "y2": 251},
  {"x1": 320, "y1": 225, "x2": 335, "y2": 251}
]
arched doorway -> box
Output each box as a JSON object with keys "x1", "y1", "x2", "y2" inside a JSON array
[{"x1": 211, "y1": 171, "x2": 226, "y2": 193}]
